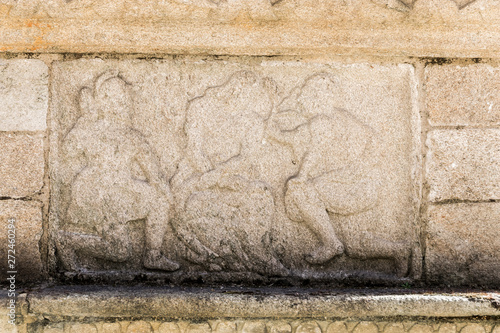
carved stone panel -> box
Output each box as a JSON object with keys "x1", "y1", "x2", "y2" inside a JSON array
[{"x1": 49, "y1": 58, "x2": 420, "y2": 283}]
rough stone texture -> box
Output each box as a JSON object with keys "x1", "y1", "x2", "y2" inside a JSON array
[
  {"x1": 0, "y1": 293, "x2": 27, "y2": 333},
  {"x1": 0, "y1": 133, "x2": 45, "y2": 198},
  {"x1": 0, "y1": 200, "x2": 44, "y2": 282},
  {"x1": 0, "y1": 306, "x2": 16, "y2": 333},
  {"x1": 426, "y1": 129, "x2": 500, "y2": 202},
  {"x1": 1, "y1": 1, "x2": 500, "y2": 57},
  {"x1": 426, "y1": 203, "x2": 500, "y2": 286},
  {"x1": 49, "y1": 58, "x2": 420, "y2": 282},
  {"x1": 2, "y1": 288, "x2": 499, "y2": 332},
  {"x1": 33, "y1": 320, "x2": 500, "y2": 333},
  {"x1": 0, "y1": 59, "x2": 48, "y2": 131},
  {"x1": 426, "y1": 64, "x2": 500, "y2": 126},
  {"x1": 28, "y1": 287, "x2": 500, "y2": 318}
]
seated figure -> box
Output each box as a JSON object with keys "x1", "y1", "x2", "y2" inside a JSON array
[
  {"x1": 57, "y1": 70, "x2": 179, "y2": 272},
  {"x1": 267, "y1": 74, "x2": 408, "y2": 275},
  {"x1": 171, "y1": 71, "x2": 288, "y2": 275}
]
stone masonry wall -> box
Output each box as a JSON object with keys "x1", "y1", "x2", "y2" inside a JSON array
[
  {"x1": 3, "y1": 1, "x2": 500, "y2": 332},
  {"x1": 2, "y1": 0, "x2": 500, "y2": 289},
  {"x1": 0, "y1": 55, "x2": 499, "y2": 287}
]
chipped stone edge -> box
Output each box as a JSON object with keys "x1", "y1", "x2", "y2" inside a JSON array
[{"x1": 20, "y1": 288, "x2": 500, "y2": 319}]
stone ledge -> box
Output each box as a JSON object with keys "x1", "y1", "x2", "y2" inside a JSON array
[
  {"x1": 1, "y1": 19, "x2": 500, "y2": 57},
  {"x1": 22, "y1": 286, "x2": 500, "y2": 319}
]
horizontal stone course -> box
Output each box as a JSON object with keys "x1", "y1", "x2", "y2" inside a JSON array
[
  {"x1": 38, "y1": 320, "x2": 500, "y2": 333},
  {"x1": 426, "y1": 129, "x2": 500, "y2": 202},
  {"x1": 426, "y1": 64, "x2": 500, "y2": 126},
  {"x1": 0, "y1": 132, "x2": 45, "y2": 198},
  {"x1": 2, "y1": 1, "x2": 500, "y2": 57},
  {"x1": 0, "y1": 59, "x2": 48, "y2": 131},
  {"x1": 28, "y1": 287, "x2": 500, "y2": 318},
  {"x1": 426, "y1": 203, "x2": 500, "y2": 286}
]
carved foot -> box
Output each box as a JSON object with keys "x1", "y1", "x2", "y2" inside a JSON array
[
  {"x1": 144, "y1": 250, "x2": 180, "y2": 271},
  {"x1": 57, "y1": 231, "x2": 80, "y2": 271},
  {"x1": 305, "y1": 241, "x2": 345, "y2": 265}
]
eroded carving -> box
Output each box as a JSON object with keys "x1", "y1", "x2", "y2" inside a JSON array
[
  {"x1": 56, "y1": 71, "x2": 179, "y2": 272},
  {"x1": 51, "y1": 62, "x2": 420, "y2": 281},
  {"x1": 268, "y1": 75, "x2": 381, "y2": 265},
  {"x1": 267, "y1": 74, "x2": 412, "y2": 276},
  {"x1": 172, "y1": 71, "x2": 287, "y2": 275}
]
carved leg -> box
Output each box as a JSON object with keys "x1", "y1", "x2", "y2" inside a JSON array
[
  {"x1": 172, "y1": 216, "x2": 222, "y2": 270},
  {"x1": 346, "y1": 237, "x2": 410, "y2": 278},
  {"x1": 285, "y1": 179, "x2": 344, "y2": 265},
  {"x1": 58, "y1": 223, "x2": 131, "y2": 267},
  {"x1": 56, "y1": 231, "x2": 80, "y2": 271},
  {"x1": 143, "y1": 200, "x2": 180, "y2": 271}
]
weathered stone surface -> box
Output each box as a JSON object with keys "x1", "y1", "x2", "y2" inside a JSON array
[
  {"x1": 3, "y1": 288, "x2": 500, "y2": 332},
  {"x1": 325, "y1": 322, "x2": 348, "y2": 333},
  {"x1": 426, "y1": 64, "x2": 500, "y2": 126},
  {"x1": 0, "y1": 293, "x2": 29, "y2": 333},
  {"x1": 1, "y1": 1, "x2": 500, "y2": 57},
  {"x1": 0, "y1": 200, "x2": 44, "y2": 282},
  {"x1": 352, "y1": 322, "x2": 378, "y2": 333},
  {"x1": 426, "y1": 203, "x2": 500, "y2": 286},
  {"x1": 127, "y1": 321, "x2": 153, "y2": 333},
  {"x1": 0, "y1": 303, "x2": 16, "y2": 333},
  {"x1": 26, "y1": 320, "x2": 499, "y2": 333},
  {"x1": 27, "y1": 287, "x2": 500, "y2": 319},
  {"x1": 407, "y1": 324, "x2": 434, "y2": 333},
  {"x1": 0, "y1": 133, "x2": 45, "y2": 198},
  {"x1": 0, "y1": 59, "x2": 48, "y2": 131},
  {"x1": 68, "y1": 323, "x2": 98, "y2": 333},
  {"x1": 296, "y1": 322, "x2": 321, "y2": 333},
  {"x1": 101, "y1": 323, "x2": 122, "y2": 333},
  {"x1": 426, "y1": 129, "x2": 500, "y2": 202},
  {"x1": 49, "y1": 58, "x2": 420, "y2": 282},
  {"x1": 437, "y1": 323, "x2": 457, "y2": 333},
  {"x1": 15, "y1": 318, "x2": 500, "y2": 333}
]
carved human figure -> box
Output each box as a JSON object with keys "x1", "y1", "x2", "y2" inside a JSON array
[
  {"x1": 171, "y1": 71, "x2": 287, "y2": 275},
  {"x1": 57, "y1": 70, "x2": 179, "y2": 271},
  {"x1": 267, "y1": 74, "x2": 382, "y2": 265}
]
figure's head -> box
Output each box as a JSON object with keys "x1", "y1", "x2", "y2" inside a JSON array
[
  {"x1": 222, "y1": 71, "x2": 277, "y2": 120},
  {"x1": 296, "y1": 73, "x2": 339, "y2": 118},
  {"x1": 94, "y1": 70, "x2": 134, "y2": 124}
]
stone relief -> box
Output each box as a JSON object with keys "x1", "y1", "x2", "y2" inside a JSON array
[
  {"x1": 50, "y1": 60, "x2": 420, "y2": 282},
  {"x1": 56, "y1": 71, "x2": 179, "y2": 272},
  {"x1": 171, "y1": 71, "x2": 287, "y2": 275}
]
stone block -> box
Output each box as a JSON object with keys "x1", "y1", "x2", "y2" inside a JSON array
[
  {"x1": 426, "y1": 64, "x2": 500, "y2": 126},
  {"x1": 0, "y1": 59, "x2": 48, "y2": 131},
  {"x1": 2, "y1": 0, "x2": 500, "y2": 58},
  {"x1": 426, "y1": 129, "x2": 500, "y2": 202},
  {"x1": 0, "y1": 200, "x2": 44, "y2": 282},
  {"x1": 0, "y1": 133, "x2": 45, "y2": 198},
  {"x1": 426, "y1": 203, "x2": 500, "y2": 286},
  {"x1": 49, "y1": 58, "x2": 420, "y2": 282}
]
